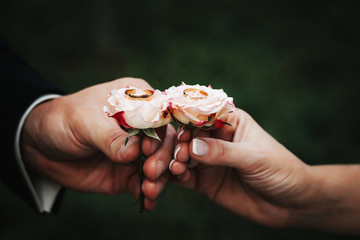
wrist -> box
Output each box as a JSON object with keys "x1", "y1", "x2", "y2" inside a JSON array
[
  {"x1": 21, "y1": 96, "x2": 64, "y2": 167},
  {"x1": 288, "y1": 165, "x2": 338, "y2": 227},
  {"x1": 289, "y1": 165, "x2": 360, "y2": 234}
]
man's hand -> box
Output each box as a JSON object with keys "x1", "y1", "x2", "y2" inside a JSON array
[{"x1": 21, "y1": 77, "x2": 175, "y2": 211}]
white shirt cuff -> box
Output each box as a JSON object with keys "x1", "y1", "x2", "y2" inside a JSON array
[{"x1": 14, "y1": 94, "x2": 62, "y2": 213}]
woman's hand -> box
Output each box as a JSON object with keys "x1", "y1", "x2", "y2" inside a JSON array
[{"x1": 171, "y1": 108, "x2": 360, "y2": 234}]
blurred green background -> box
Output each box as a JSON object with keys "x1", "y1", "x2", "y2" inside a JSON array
[{"x1": 1, "y1": 0, "x2": 360, "y2": 239}]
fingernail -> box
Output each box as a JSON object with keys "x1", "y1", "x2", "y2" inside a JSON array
[
  {"x1": 150, "y1": 140, "x2": 156, "y2": 154},
  {"x1": 169, "y1": 159, "x2": 176, "y2": 171},
  {"x1": 156, "y1": 160, "x2": 165, "y2": 178},
  {"x1": 156, "y1": 181, "x2": 164, "y2": 193},
  {"x1": 118, "y1": 137, "x2": 133, "y2": 160},
  {"x1": 174, "y1": 144, "x2": 181, "y2": 159},
  {"x1": 177, "y1": 127, "x2": 185, "y2": 140},
  {"x1": 118, "y1": 143, "x2": 126, "y2": 160},
  {"x1": 192, "y1": 138, "x2": 208, "y2": 156}
]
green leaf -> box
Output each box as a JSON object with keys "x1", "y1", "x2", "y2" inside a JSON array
[
  {"x1": 142, "y1": 128, "x2": 161, "y2": 142},
  {"x1": 125, "y1": 129, "x2": 140, "y2": 146},
  {"x1": 129, "y1": 128, "x2": 141, "y2": 137}
]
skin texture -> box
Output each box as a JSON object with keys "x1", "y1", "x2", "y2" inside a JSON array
[
  {"x1": 21, "y1": 78, "x2": 175, "y2": 211},
  {"x1": 170, "y1": 108, "x2": 360, "y2": 234}
]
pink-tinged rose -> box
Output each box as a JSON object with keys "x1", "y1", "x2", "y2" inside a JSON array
[
  {"x1": 165, "y1": 82, "x2": 234, "y2": 128},
  {"x1": 104, "y1": 86, "x2": 172, "y2": 129}
]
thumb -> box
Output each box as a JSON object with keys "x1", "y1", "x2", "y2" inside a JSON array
[
  {"x1": 88, "y1": 120, "x2": 139, "y2": 163},
  {"x1": 190, "y1": 137, "x2": 252, "y2": 169}
]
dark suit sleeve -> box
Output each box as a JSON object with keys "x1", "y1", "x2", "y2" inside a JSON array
[{"x1": 0, "y1": 37, "x2": 64, "y2": 213}]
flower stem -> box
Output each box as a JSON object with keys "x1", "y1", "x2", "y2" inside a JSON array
[
  {"x1": 191, "y1": 127, "x2": 197, "y2": 139},
  {"x1": 138, "y1": 132, "x2": 145, "y2": 213},
  {"x1": 187, "y1": 126, "x2": 197, "y2": 165}
]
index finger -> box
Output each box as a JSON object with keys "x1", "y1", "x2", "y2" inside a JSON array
[{"x1": 143, "y1": 124, "x2": 176, "y2": 182}]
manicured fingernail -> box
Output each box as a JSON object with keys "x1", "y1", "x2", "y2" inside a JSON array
[
  {"x1": 169, "y1": 159, "x2": 176, "y2": 171},
  {"x1": 156, "y1": 181, "x2": 164, "y2": 193},
  {"x1": 156, "y1": 160, "x2": 165, "y2": 177},
  {"x1": 177, "y1": 127, "x2": 185, "y2": 140},
  {"x1": 192, "y1": 138, "x2": 208, "y2": 156},
  {"x1": 174, "y1": 144, "x2": 181, "y2": 159}
]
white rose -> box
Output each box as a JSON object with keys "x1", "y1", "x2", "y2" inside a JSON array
[
  {"x1": 104, "y1": 86, "x2": 172, "y2": 129},
  {"x1": 165, "y1": 82, "x2": 234, "y2": 128}
]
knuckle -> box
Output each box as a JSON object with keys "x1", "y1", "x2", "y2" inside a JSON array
[
  {"x1": 216, "y1": 141, "x2": 231, "y2": 164},
  {"x1": 115, "y1": 77, "x2": 151, "y2": 89}
]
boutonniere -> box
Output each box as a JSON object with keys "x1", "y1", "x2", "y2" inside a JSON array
[
  {"x1": 104, "y1": 86, "x2": 172, "y2": 212},
  {"x1": 166, "y1": 82, "x2": 234, "y2": 137}
]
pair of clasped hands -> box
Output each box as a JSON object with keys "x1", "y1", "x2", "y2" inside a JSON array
[{"x1": 22, "y1": 78, "x2": 360, "y2": 234}]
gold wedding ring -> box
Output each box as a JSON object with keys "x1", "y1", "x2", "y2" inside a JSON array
[
  {"x1": 125, "y1": 89, "x2": 154, "y2": 101},
  {"x1": 183, "y1": 88, "x2": 208, "y2": 100}
]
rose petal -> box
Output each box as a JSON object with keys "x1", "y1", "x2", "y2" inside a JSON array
[
  {"x1": 109, "y1": 111, "x2": 133, "y2": 129},
  {"x1": 164, "y1": 82, "x2": 234, "y2": 127},
  {"x1": 213, "y1": 119, "x2": 225, "y2": 128},
  {"x1": 193, "y1": 120, "x2": 207, "y2": 127}
]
